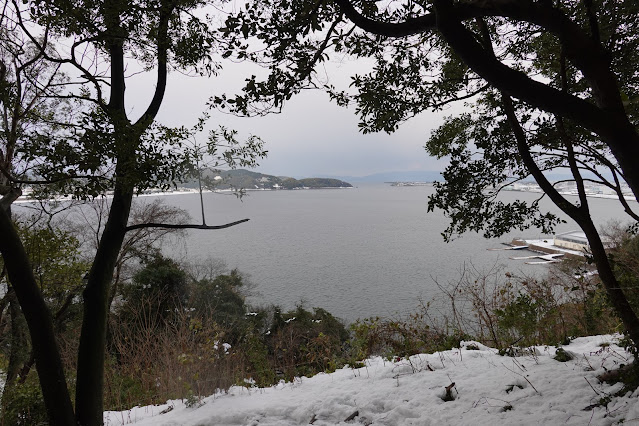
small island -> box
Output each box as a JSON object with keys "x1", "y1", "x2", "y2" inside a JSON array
[{"x1": 192, "y1": 169, "x2": 352, "y2": 191}]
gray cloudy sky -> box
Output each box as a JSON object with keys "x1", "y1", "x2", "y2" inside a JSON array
[{"x1": 126, "y1": 59, "x2": 456, "y2": 179}]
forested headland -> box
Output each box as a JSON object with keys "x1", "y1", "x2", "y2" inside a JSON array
[{"x1": 183, "y1": 169, "x2": 352, "y2": 191}]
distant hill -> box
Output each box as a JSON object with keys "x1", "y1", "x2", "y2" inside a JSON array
[
  {"x1": 314, "y1": 171, "x2": 444, "y2": 183},
  {"x1": 315, "y1": 170, "x2": 611, "y2": 184},
  {"x1": 184, "y1": 169, "x2": 352, "y2": 190}
]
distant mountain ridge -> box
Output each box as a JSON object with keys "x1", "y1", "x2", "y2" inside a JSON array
[
  {"x1": 312, "y1": 171, "x2": 444, "y2": 183},
  {"x1": 188, "y1": 169, "x2": 352, "y2": 190},
  {"x1": 304, "y1": 170, "x2": 603, "y2": 183}
]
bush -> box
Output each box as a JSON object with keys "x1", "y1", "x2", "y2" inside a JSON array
[
  {"x1": 106, "y1": 259, "x2": 352, "y2": 405},
  {"x1": 105, "y1": 302, "x2": 244, "y2": 410},
  {"x1": 266, "y1": 305, "x2": 349, "y2": 380},
  {"x1": 1, "y1": 373, "x2": 48, "y2": 426},
  {"x1": 190, "y1": 269, "x2": 250, "y2": 342},
  {"x1": 106, "y1": 259, "x2": 252, "y2": 409},
  {"x1": 607, "y1": 230, "x2": 639, "y2": 318},
  {"x1": 495, "y1": 293, "x2": 540, "y2": 346},
  {"x1": 349, "y1": 311, "x2": 470, "y2": 362},
  {"x1": 121, "y1": 255, "x2": 189, "y2": 325},
  {"x1": 432, "y1": 263, "x2": 619, "y2": 350}
]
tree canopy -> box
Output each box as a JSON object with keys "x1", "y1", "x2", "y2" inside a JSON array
[
  {"x1": 3, "y1": 1, "x2": 639, "y2": 424},
  {"x1": 0, "y1": 1, "x2": 265, "y2": 424},
  {"x1": 217, "y1": 0, "x2": 639, "y2": 347}
]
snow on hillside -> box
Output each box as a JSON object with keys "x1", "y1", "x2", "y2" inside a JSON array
[{"x1": 104, "y1": 335, "x2": 639, "y2": 426}]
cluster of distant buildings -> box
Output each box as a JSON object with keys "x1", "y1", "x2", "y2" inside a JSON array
[
  {"x1": 506, "y1": 230, "x2": 610, "y2": 265},
  {"x1": 503, "y1": 181, "x2": 633, "y2": 199},
  {"x1": 388, "y1": 182, "x2": 432, "y2": 187}
]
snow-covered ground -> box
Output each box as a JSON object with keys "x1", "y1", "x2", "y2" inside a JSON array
[{"x1": 104, "y1": 335, "x2": 639, "y2": 426}]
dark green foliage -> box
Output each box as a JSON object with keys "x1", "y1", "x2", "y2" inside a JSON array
[
  {"x1": 1, "y1": 373, "x2": 48, "y2": 426},
  {"x1": 241, "y1": 333, "x2": 276, "y2": 388},
  {"x1": 297, "y1": 178, "x2": 352, "y2": 188},
  {"x1": 107, "y1": 260, "x2": 252, "y2": 408},
  {"x1": 5, "y1": 222, "x2": 88, "y2": 307},
  {"x1": 123, "y1": 255, "x2": 189, "y2": 323},
  {"x1": 0, "y1": 222, "x2": 86, "y2": 424},
  {"x1": 190, "y1": 269, "x2": 248, "y2": 340},
  {"x1": 266, "y1": 305, "x2": 350, "y2": 379},
  {"x1": 495, "y1": 294, "x2": 540, "y2": 344},
  {"x1": 349, "y1": 314, "x2": 471, "y2": 361},
  {"x1": 425, "y1": 108, "x2": 564, "y2": 241},
  {"x1": 609, "y1": 233, "x2": 639, "y2": 314},
  {"x1": 106, "y1": 259, "x2": 353, "y2": 403}
]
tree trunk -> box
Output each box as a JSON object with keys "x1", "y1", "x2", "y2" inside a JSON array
[
  {"x1": 467, "y1": 11, "x2": 639, "y2": 347},
  {"x1": 0, "y1": 208, "x2": 76, "y2": 425},
  {"x1": 4, "y1": 288, "x2": 28, "y2": 385},
  {"x1": 75, "y1": 183, "x2": 134, "y2": 426},
  {"x1": 1, "y1": 287, "x2": 30, "y2": 418},
  {"x1": 581, "y1": 219, "x2": 639, "y2": 345}
]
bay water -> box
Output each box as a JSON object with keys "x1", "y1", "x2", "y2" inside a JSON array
[{"x1": 157, "y1": 183, "x2": 635, "y2": 323}]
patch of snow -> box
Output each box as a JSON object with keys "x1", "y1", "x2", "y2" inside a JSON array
[
  {"x1": 211, "y1": 342, "x2": 232, "y2": 354},
  {"x1": 104, "y1": 334, "x2": 636, "y2": 425}
]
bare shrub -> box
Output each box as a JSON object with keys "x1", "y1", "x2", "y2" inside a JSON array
[
  {"x1": 105, "y1": 292, "x2": 244, "y2": 410},
  {"x1": 433, "y1": 261, "x2": 617, "y2": 349},
  {"x1": 264, "y1": 306, "x2": 349, "y2": 381},
  {"x1": 350, "y1": 261, "x2": 619, "y2": 360}
]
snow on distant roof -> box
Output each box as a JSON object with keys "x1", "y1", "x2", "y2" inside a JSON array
[{"x1": 555, "y1": 230, "x2": 589, "y2": 244}]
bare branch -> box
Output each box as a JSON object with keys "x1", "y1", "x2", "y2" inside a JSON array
[
  {"x1": 125, "y1": 218, "x2": 250, "y2": 232},
  {"x1": 0, "y1": 161, "x2": 111, "y2": 185},
  {"x1": 11, "y1": 0, "x2": 104, "y2": 104}
]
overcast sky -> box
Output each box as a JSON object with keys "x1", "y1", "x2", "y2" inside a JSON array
[{"x1": 125, "y1": 56, "x2": 458, "y2": 179}]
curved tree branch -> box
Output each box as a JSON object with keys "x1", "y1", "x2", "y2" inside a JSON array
[
  {"x1": 332, "y1": 0, "x2": 639, "y2": 198},
  {"x1": 335, "y1": 0, "x2": 623, "y2": 139},
  {"x1": 432, "y1": 0, "x2": 639, "y2": 201},
  {"x1": 125, "y1": 218, "x2": 250, "y2": 232},
  {"x1": 134, "y1": 1, "x2": 174, "y2": 127},
  {"x1": 334, "y1": 0, "x2": 438, "y2": 37},
  {"x1": 337, "y1": 0, "x2": 621, "y2": 112}
]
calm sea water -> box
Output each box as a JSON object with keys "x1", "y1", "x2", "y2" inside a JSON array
[{"x1": 156, "y1": 183, "x2": 636, "y2": 323}]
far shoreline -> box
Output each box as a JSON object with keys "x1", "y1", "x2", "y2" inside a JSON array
[{"x1": 13, "y1": 185, "x2": 355, "y2": 204}]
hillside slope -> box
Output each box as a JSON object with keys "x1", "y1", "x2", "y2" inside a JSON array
[
  {"x1": 105, "y1": 335, "x2": 637, "y2": 425},
  {"x1": 185, "y1": 169, "x2": 352, "y2": 190}
]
